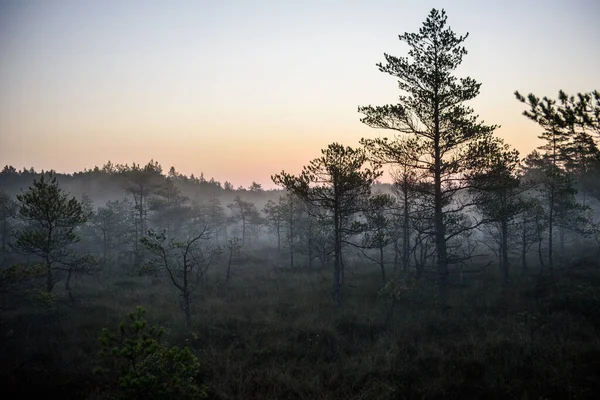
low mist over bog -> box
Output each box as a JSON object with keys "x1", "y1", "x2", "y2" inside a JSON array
[{"x1": 1, "y1": 2, "x2": 600, "y2": 399}]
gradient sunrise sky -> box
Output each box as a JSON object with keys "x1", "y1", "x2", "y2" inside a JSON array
[{"x1": 0, "y1": 0, "x2": 598, "y2": 189}]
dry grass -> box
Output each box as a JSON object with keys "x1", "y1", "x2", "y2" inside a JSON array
[{"x1": 1, "y1": 256, "x2": 600, "y2": 399}]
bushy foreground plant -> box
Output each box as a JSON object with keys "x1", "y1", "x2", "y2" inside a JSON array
[
  {"x1": 95, "y1": 306, "x2": 207, "y2": 399},
  {"x1": 380, "y1": 278, "x2": 411, "y2": 323},
  {"x1": 0, "y1": 263, "x2": 54, "y2": 310}
]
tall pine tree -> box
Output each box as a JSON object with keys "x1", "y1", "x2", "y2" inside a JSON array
[{"x1": 359, "y1": 8, "x2": 497, "y2": 292}]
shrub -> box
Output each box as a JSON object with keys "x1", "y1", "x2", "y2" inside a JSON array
[{"x1": 95, "y1": 306, "x2": 207, "y2": 399}]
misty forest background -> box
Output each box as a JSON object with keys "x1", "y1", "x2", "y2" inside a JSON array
[{"x1": 2, "y1": 8, "x2": 600, "y2": 400}]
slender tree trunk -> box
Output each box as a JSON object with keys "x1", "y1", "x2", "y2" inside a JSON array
[
  {"x1": 65, "y1": 267, "x2": 74, "y2": 302},
  {"x1": 308, "y1": 236, "x2": 312, "y2": 268},
  {"x1": 434, "y1": 141, "x2": 448, "y2": 294},
  {"x1": 276, "y1": 222, "x2": 281, "y2": 254},
  {"x1": 134, "y1": 190, "x2": 146, "y2": 246},
  {"x1": 226, "y1": 250, "x2": 234, "y2": 283},
  {"x1": 1, "y1": 216, "x2": 7, "y2": 253},
  {"x1": 340, "y1": 249, "x2": 345, "y2": 285},
  {"x1": 241, "y1": 217, "x2": 247, "y2": 245},
  {"x1": 521, "y1": 222, "x2": 527, "y2": 271},
  {"x1": 498, "y1": 241, "x2": 502, "y2": 269},
  {"x1": 548, "y1": 196, "x2": 554, "y2": 270},
  {"x1": 379, "y1": 245, "x2": 386, "y2": 283},
  {"x1": 289, "y1": 239, "x2": 295, "y2": 268},
  {"x1": 183, "y1": 271, "x2": 191, "y2": 328},
  {"x1": 103, "y1": 230, "x2": 108, "y2": 261},
  {"x1": 288, "y1": 208, "x2": 294, "y2": 268},
  {"x1": 333, "y1": 203, "x2": 342, "y2": 308},
  {"x1": 213, "y1": 227, "x2": 219, "y2": 246},
  {"x1": 393, "y1": 240, "x2": 400, "y2": 272},
  {"x1": 403, "y1": 189, "x2": 410, "y2": 272},
  {"x1": 196, "y1": 265, "x2": 202, "y2": 286},
  {"x1": 133, "y1": 210, "x2": 140, "y2": 266},
  {"x1": 431, "y1": 59, "x2": 449, "y2": 296},
  {"x1": 45, "y1": 265, "x2": 54, "y2": 293},
  {"x1": 538, "y1": 238, "x2": 546, "y2": 270},
  {"x1": 432, "y1": 86, "x2": 449, "y2": 295},
  {"x1": 183, "y1": 289, "x2": 191, "y2": 328},
  {"x1": 559, "y1": 225, "x2": 565, "y2": 259},
  {"x1": 307, "y1": 220, "x2": 313, "y2": 269},
  {"x1": 414, "y1": 241, "x2": 423, "y2": 279},
  {"x1": 501, "y1": 219, "x2": 509, "y2": 283},
  {"x1": 46, "y1": 270, "x2": 54, "y2": 293}
]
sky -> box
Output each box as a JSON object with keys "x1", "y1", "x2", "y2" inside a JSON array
[{"x1": 0, "y1": 0, "x2": 599, "y2": 189}]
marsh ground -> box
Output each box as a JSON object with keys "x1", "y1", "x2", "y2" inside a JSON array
[{"x1": 2, "y1": 254, "x2": 600, "y2": 399}]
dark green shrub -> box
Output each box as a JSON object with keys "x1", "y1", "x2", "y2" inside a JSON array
[{"x1": 95, "y1": 306, "x2": 207, "y2": 399}]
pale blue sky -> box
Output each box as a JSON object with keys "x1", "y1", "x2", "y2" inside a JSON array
[{"x1": 0, "y1": 0, "x2": 598, "y2": 188}]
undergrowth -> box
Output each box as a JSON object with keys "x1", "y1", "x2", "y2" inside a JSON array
[{"x1": 1, "y1": 258, "x2": 600, "y2": 399}]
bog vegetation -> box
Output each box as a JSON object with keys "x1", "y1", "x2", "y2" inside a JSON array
[{"x1": 1, "y1": 8, "x2": 600, "y2": 399}]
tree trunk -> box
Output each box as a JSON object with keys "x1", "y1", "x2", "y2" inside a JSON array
[
  {"x1": 1, "y1": 216, "x2": 7, "y2": 253},
  {"x1": 289, "y1": 202, "x2": 295, "y2": 268},
  {"x1": 226, "y1": 251, "x2": 233, "y2": 283},
  {"x1": 133, "y1": 212, "x2": 140, "y2": 267},
  {"x1": 403, "y1": 190, "x2": 410, "y2": 272},
  {"x1": 333, "y1": 204, "x2": 342, "y2": 308},
  {"x1": 379, "y1": 245, "x2": 386, "y2": 283},
  {"x1": 65, "y1": 267, "x2": 74, "y2": 303},
  {"x1": 414, "y1": 242, "x2": 423, "y2": 279},
  {"x1": 103, "y1": 230, "x2": 108, "y2": 261},
  {"x1": 241, "y1": 217, "x2": 247, "y2": 245},
  {"x1": 276, "y1": 222, "x2": 281, "y2": 254},
  {"x1": 393, "y1": 240, "x2": 400, "y2": 272},
  {"x1": 308, "y1": 235, "x2": 312, "y2": 269},
  {"x1": 521, "y1": 223, "x2": 527, "y2": 272},
  {"x1": 434, "y1": 148, "x2": 448, "y2": 295},
  {"x1": 501, "y1": 219, "x2": 509, "y2": 283},
  {"x1": 538, "y1": 238, "x2": 546, "y2": 270},
  {"x1": 183, "y1": 289, "x2": 191, "y2": 328},
  {"x1": 559, "y1": 225, "x2": 565, "y2": 260},
  {"x1": 433, "y1": 92, "x2": 448, "y2": 296},
  {"x1": 46, "y1": 266, "x2": 54, "y2": 293},
  {"x1": 183, "y1": 265, "x2": 192, "y2": 328},
  {"x1": 340, "y1": 249, "x2": 345, "y2": 285},
  {"x1": 289, "y1": 229, "x2": 295, "y2": 269},
  {"x1": 139, "y1": 189, "x2": 145, "y2": 238},
  {"x1": 548, "y1": 189, "x2": 554, "y2": 269}
]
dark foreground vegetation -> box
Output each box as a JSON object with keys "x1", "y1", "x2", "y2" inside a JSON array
[{"x1": 2, "y1": 256, "x2": 600, "y2": 399}]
